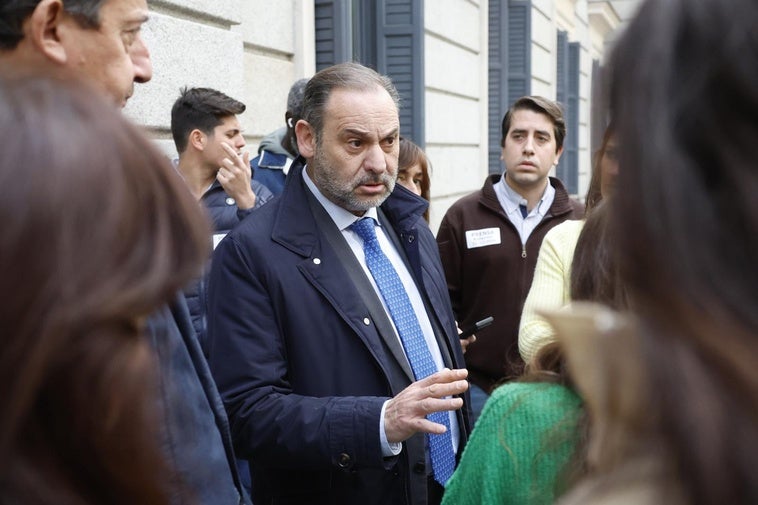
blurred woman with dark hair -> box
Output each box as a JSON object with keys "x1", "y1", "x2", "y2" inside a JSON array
[
  {"x1": 553, "y1": 0, "x2": 758, "y2": 503},
  {"x1": 0, "y1": 72, "x2": 210, "y2": 505}
]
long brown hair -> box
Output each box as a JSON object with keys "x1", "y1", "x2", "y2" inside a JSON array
[
  {"x1": 0, "y1": 70, "x2": 210, "y2": 504},
  {"x1": 583, "y1": 122, "x2": 615, "y2": 215},
  {"x1": 570, "y1": 202, "x2": 628, "y2": 311},
  {"x1": 597, "y1": 0, "x2": 758, "y2": 502},
  {"x1": 519, "y1": 202, "x2": 630, "y2": 497}
]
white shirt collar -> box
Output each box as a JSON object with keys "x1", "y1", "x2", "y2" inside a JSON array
[{"x1": 498, "y1": 174, "x2": 554, "y2": 217}]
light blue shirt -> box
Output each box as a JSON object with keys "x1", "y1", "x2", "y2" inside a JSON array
[
  {"x1": 303, "y1": 168, "x2": 460, "y2": 457},
  {"x1": 494, "y1": 174, "x2": 555, "y2": 245}
]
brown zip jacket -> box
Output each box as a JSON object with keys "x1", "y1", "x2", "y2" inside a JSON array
[{"x1": 436, "y1": 174, "x2": 583, "y2": 391}]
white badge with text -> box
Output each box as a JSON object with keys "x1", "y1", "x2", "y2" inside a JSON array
[{"x1": 465, "y1": 228, "x2": 501, "y2": 249}]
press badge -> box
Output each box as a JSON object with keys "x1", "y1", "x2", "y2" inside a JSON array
[{"x1": 465, "y1": 228, "x2": 501, "y2": 249}]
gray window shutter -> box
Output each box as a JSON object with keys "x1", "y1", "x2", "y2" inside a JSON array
[
  {"x1": 376, "y1": 0, "x2": 425, "y2": 145},
  {"x1": 566, "y1": 42, "x2": 580, "y2": 194},
  {"x1": 555, "y1": 30, "x2": 570, "y2": 190},
  {"x1": 507, "y1": 0, "x2": 532, "y2": 105},
  {"x1": 314, "y1": 0, "x2": 351, "y2": 70},
  {"x1": 488, "y1": 0, "x2": 507, "y2": 174},
  {"x1": 489, "y1": 0, "x2": 532, "y2": 174},
  {"x1": 313, "y1": 0, "x2": 424, "y2": 146},
  {"x1": 556, "y1": 40, "x2": 580, "y2": 195},
  {"x1": 556, "y1": 31, "x2": 568, "y2": 106}
]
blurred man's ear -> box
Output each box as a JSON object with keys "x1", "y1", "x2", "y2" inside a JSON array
[
  {"x1": 189, "y1": 129, "x2": 206, "y2": 151},
  {"x1": 28, "y1": 0, "x2": 69, "y2": 64}
]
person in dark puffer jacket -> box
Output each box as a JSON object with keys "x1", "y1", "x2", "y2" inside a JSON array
[
  {"x1": 250, "y1": 78, "x2": 309, "y2": 195},
  {"x1": 171, "y1": 87, "x2": 274, "y2": 349}
]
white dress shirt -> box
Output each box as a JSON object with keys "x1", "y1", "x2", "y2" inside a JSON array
[{"x1": 494, "y1": 174, "x2": 555, "y2": 245}]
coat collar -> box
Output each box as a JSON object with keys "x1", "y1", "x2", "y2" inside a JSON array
[{"x1": 271, "y1": 157, "x2": 428, "y2": 255}]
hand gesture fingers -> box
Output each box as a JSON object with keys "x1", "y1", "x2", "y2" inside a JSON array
[
  {"x1": 384, "y1": 368, "x2": 468, "y2": 443},
  {"x1": 217, "y1": 143, "x2": 256, "y2": 209},
  {"x1": 220, "y1": 142, "x2": 251, "y2": 177}
]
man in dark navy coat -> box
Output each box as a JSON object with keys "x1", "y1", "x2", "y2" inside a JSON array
[{"x1": 206, "y1": 62, "x2": 470, "y2": 505}]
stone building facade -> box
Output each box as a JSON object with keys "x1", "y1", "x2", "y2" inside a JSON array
[{"x1": 126, "y1": 0, "x2": 639, "y2": 231}]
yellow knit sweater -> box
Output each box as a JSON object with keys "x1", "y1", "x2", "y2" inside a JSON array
[{"x1": 518, "y1": 219, "x2": 585, "y2": 362}]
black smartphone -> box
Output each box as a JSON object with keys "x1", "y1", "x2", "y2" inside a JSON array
[{"x1": 458, "y1": 316, "x2": 494, "y2": 339}]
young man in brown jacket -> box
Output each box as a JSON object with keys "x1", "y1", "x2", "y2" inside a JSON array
[{"x1": 437, "y1": 96, "x2": 583, "y2": 422}]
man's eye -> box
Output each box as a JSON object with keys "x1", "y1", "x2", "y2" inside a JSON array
[
  {"x1": 122, "y1": 30, "x2": 138, "y2": 48},
  {"x1": 348, "y1": 140, "x2": 361, "y2": 148}
]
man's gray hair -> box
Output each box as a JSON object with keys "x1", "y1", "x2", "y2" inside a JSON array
[
  {"x1": 300, "y1": 62, "x2": 400, "y2": 143},
  {"x1": 286, "y1": 78, "x2": 309, "y2": 118}
]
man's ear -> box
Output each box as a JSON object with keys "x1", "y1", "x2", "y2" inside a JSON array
[
  {"x1": 28, "y1": 0, "x2": 69, "y2": 64},
  {"x1": 295, "y1": 120, "x2": 315, "y2": 158},
  {"x1": 553, "y1": 146, "x2": 564, "y2": 166},
  {"x1": 189, "y1": 129, "x2": 206, "y2": 151}
]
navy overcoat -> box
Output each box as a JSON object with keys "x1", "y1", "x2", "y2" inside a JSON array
[{"x1": 207, "y1": 159, "x2": 469, "y2": 505}]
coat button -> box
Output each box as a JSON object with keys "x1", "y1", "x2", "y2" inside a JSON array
[
  {"x1": 338, "y1": 453, "x2": 351, "y2": 468},
  {"x1": 363, "y1": 317, "x2": 370, "y2": 326},
  {"x1": 225, "y1": 197, "x2": 235, "y2": 206},
  {"x1": 313, "y1": 258, "x2": 321, "y2": 265},
  {"x1": 413, "y1": 461, "x2": 425, "y2": 474},
  {"x1": 408, "y1": 235, "x2": 415, "y2": 243}
]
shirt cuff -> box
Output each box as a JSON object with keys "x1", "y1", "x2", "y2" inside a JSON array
[{"x1": 380, "y1": 400, "x2": 403, "y2": 457}]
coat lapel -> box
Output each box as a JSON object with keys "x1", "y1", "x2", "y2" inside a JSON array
[
  {"x1": 272, "y1": 162, "x2": 415, "y2": 383},
  {"x1": 305, "y1": 189, "x2": 415, "y2": 382}
]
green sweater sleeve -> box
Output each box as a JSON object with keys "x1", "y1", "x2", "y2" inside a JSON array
[{"x1": 442, "y1": 382, "x2": 582, "y2": 505}]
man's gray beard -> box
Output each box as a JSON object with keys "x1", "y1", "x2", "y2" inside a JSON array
[{"x1": 311, "y1": 149, "x2": 395, "y2": 213}]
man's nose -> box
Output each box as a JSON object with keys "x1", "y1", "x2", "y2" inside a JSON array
[
  {"x1": 235, "y1": 135, "x2": 246, "y2": 150},
  {"x1": 364, "y1": 144, "x2": 387, "y2": 173},
  {"x1": 523, "y1": 135, "x2": 535, "y2": 154},
  {"x1": 131, "y1": 36, "x2": 153, "y2": 84}
]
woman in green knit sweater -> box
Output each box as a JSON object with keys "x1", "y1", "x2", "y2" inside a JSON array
[
  {"x1": 443, "y1": 203, "x2": 623, "y2": 505},
  {"x1": 441, "y1": 347, "x2": 582, "y2": 505}
]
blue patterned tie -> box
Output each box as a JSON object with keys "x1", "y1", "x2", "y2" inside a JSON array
[{"x1": 351, "y1": 217, "x2": 455, "y2": 485}]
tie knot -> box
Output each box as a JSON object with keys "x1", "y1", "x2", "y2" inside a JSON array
[{"x1": 351, "y1": 217, "x2": 377, "y2": 243}]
